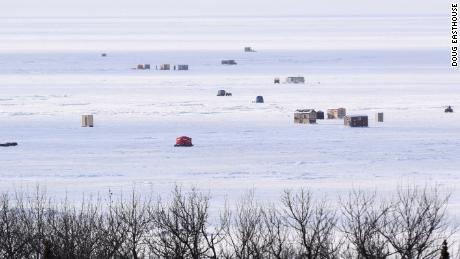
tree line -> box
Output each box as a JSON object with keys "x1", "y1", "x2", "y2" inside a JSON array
[{"x1": 0, "y1": 185, "x2": 457, "y2": 259}]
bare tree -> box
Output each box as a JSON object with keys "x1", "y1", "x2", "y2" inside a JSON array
[
  {"x1": 282, "y1": 189, "x2": 341, "y2": 259},
  {"x1": 0, "y1": 185, "x2": 457, "y2": 259},
  {"x1": 95, "y1": 191, "x2": 128, "y2": 259},
  {"x1": 263, "y1": 205, "x2": 295, "y2": 259},
  {"x1": 73, "y1": 197, "x2": 106, "y2": 258},
  {"x1": 224, "y1": 190, "x2": 270, "y2": 259},
  {"x1": 44, "y1": 195, "x2": 107, "y2": 259},
  {"x1": 381, "y1": 186, "x2": 455, "y2": 259},
  {"x1": 16, "y1": 186, "x2": 48, "y2": 259},
  {"x1": 340, "y1": 190, "x2": 392, "y2": 259},
  {"x1": 149, "y1": 186, "x2": 228, "y2": 259},
  {"x1": 0, "y1": 193, "x2": 33, "y2": 259},
  {"x1": 116, "y1": 190, "x2": 152, "y2": 259}
]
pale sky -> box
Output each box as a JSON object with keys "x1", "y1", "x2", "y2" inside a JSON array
[{"x1": 2, "y1": 0, "x2": 446, "y2": 17}]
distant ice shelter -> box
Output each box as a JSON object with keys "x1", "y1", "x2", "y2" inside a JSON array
[
  {"x1": 160, "y1": 64, "x2": 171, "y2": 70},
  {"x1": 376, "y1": 112, "x2": 384, "y2": 122},
  {"x1": 217, "y1": 90, "x2": 232, "y2": 96},
  {"x1": 316, "y1": 110, "x2": 325, "y2": 120},
  {"x1": 294, "y1": 109, "x2": 317, "y2": 124},
  {"x1": 81, "y1": 115, "x2": 94, "y2": 127},
  {"x1": 244, "y1": 47, "x2": 256, "y2": 52},
  {"x1": 221, "y1": 60, "x2": 237, "y2": 65},
  {"x1": 274, "y1": 78, "x2": 280, "y2": 84},
  {"x1": 286, "y1": 77, "x2": 305, "y2": 84},
  {"x1": 255, "y1": 96, "x2": 264, "y2": 103},
  {"x1": 136, "y1": 64, "x2": 150, "y2": 70},
  {"x1": 175, "y1": 136, "x2": 193, "y2": 147},
  {"x1": 177, "y1": 65, "x2": 189, "y2": 70},
  {"x1": 344, "y1": 115, "x2": 368, "y2": 127},
  {"x1": 327, "y1": 108, "x2": 346, "y2": 119}
]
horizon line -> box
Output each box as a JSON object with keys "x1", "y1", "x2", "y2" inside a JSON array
[{"x1": 0, "y1": 14, "x2": 445, "y2": 19}]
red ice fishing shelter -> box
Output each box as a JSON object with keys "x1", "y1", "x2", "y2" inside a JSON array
[{"x1": 175, "y1": 136, "x2": 193, "y2": 147}]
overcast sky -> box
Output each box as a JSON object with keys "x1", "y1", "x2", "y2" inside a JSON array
[{"x1": 2, "y1": 0, "x2": 446, "y2": 17}]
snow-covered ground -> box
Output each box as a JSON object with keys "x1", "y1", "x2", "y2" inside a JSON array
[{"x1": 0, "y1": 16, "x2": 459, "y2": 213}]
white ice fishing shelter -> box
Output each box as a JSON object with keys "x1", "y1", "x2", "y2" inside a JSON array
[{"x1": 81, "y1": 115, "x2": 94, "y2": 127}]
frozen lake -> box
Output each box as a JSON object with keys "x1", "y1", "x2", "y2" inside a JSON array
[{"x1": 0, "y1": 16, "x2": 459, "y2": 213}]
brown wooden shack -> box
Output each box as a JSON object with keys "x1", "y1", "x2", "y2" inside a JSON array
[
  {"x1": 344, "y1": 115, "x2": 368, "y2": 127},
  {"x1": 294, "y1": 109, "x2": 317, "y2": 124},
  {"x1": 327, "y1": 108, "x2": 346, "y2": 119}
]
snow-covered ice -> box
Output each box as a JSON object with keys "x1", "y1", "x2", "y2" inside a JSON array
[{"x1": 0, "y1": 16, "x2": 459, "y2": 213}]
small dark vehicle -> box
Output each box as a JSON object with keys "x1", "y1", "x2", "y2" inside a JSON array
[{"x1": 0, "y1": 142, "x2": 18, "y2": 147}]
